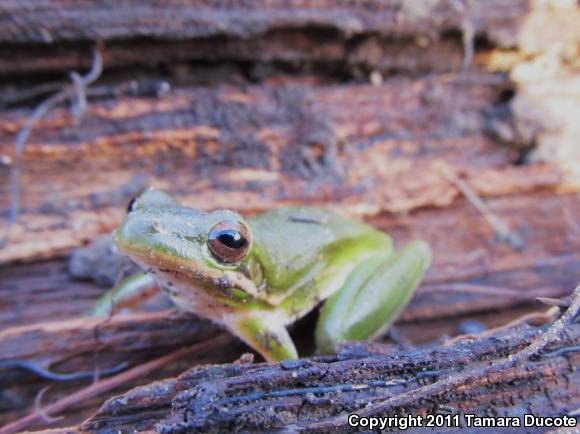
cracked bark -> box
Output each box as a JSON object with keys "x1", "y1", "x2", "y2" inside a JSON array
[
  {"x1": 76, "y1": 323, "x2": 579, "y2": 433},
  {"x1": 0, "y1": 0, "x2": 528, "y2": 75},
  {"x1": 1, "y1": 0, "x2": 579, "y2": 431}
]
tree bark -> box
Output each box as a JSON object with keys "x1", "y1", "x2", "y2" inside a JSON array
[
  {"x1": 0, "y1": 77, "x2": 568, "y2": 264},
  {"x1": 0, "y1": 0, "x2": 529, "y2": 76},
  {"x1": 76, "y1": 323, "x2": 579, "y2": 433},
  {"x1": 1, "y1": 0, "x2": 579, "y2": 432}
]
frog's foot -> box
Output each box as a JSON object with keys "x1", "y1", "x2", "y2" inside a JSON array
[
  {"x1": 315, "y1": 240, "x2": 431, "y2": 355},
  {"x1": 85, "y1": 272, "x2": 158, "y2": 316},
  {"x1": 233, "y1": 314, "x2": 298, "y2": 363}
]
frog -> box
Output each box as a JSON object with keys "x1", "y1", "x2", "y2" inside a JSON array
[{"x1": 93, "y1": 187, "x2": 431, "y2": 363}]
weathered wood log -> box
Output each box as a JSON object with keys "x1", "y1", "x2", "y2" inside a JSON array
[
  {"x1": 1, "y1": 76, "x2": 571, "y2": 264},
  {"x1": 0, "y1": 0, "x2": 527, "y2": 45},
  {"x1": 0, "y1": 311, "x2": 242, "y2": 428},
  {"x1": 0, "y1": 265, "x2": 566, "y2": 370},
  {"x1": 2, "y1": 232, "x2": 576, "y2": 430},
  {"x1": 2, "y1": 189, "x2": 578, "y2": 331},
  {"x1": 73, "y1": 322, "x2": 579, "y2": 433},
  {"x1": 0, "y1": 0, "x2": 529, "y2": 77},
  {"x1": 0, "y1": 311, "x2": 220, "y2": 368},
  {"x1": 0, "y1": 294, "x2": 550, "y2": 429}
]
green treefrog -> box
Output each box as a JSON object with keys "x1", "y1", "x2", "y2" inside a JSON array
[{"x1": 95, "y1": 187, "x2": 431, "y2": 362}]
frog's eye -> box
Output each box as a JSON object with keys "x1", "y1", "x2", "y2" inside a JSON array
[
  {"x1": 126, "y1": 196, "x2": 138, "y2": 213},
  {"x1": 208, "y1": 220, "x2": 251, "y2": 264}
]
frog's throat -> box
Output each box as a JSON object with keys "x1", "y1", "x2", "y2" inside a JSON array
[{"x1": 121, "y1": 247, "x2": 271, "y2": 304}]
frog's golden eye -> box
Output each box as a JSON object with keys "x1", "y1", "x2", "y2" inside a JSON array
[{"x1": 208, "y1": 220, "x2": 251, "y2": 264}]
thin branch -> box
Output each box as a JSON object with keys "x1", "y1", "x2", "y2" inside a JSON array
[
  {"x1": 0, "y1": 49, "x2": 103, "y2": 247},
  {"x1": 443, "y1": 308, "x2": 558, "y2": 347},
  {"x1": 69, "y1": 71, "x2": 88, "y2": 124},
  {"x1": 436, "y1": 161, "x2": 525, "y2": 250},
  {"x1": 88, "y1": 265, "x2": 134, "y2": 382},
  {"x1": 33, "y1": 388, "x2": 62, "y2": 425},
  {"x1": 420, "y1": 282, "x2": 557, "y2": 300},
  {"x1": 0, "y1": 334, "x2": 233, "y2": 434},
  {"x1": 0, "y1": 359, "x2": 128, "y2": 382},
  {"x1": 460, "y1": 13, "x2": 475, "y2": 73},
  {"x1": 0, "y1": 82, "x2": 65, "y2": 108}
]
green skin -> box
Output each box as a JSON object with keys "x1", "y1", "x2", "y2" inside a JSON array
[{"x1": 103, "y1": 187, "x2": 431, "y2": 362}]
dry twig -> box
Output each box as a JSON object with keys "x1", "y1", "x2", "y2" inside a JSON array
[
  {"x1": 421, "y1": 282, "x2": 558, "y2": 300},
  {"x1": 1, "y1": 49, "x2": 103, "y2": 247},
  {"x1": 0, "y1": 334, "x2": 233, "y2": 434},
  {"x1": 0, "y1": 359, "x2": 127, "y2": 382},
  {"x1": 443, "y1": 307, "x2": 559, "y2": 346},
  {"x1": 436, "y1": 161, "x2": 525, "y2": 250}
]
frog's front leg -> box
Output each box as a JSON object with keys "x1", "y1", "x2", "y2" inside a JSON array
[
  {"x1": 232, "y1": 314, "x2": 298, "y2": 362},
  {"x1": 315, "y1": 240, "x2": 431, "y2": 355},
  {"x1": 85, "y1": 272, "x2": 157, "y2": 316}
]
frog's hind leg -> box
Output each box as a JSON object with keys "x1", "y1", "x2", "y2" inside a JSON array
[{"x1": 315, "y1": 240, "x2": 431, "y2": 355}]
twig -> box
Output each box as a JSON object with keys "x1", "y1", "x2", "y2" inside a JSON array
[
  {"x1": 461, "y1": 14, "x2": 475, "y2": 73},
  {"x1": 287, "y1": 283, "x2": 580, "y2": 432},
  {"x1": 536, "y1": 296, "x2": 571, "y2": 308},
  {"x1": 421, "y1": 282, "x2": 556, "y2": 300},
  {"x1": 33, "y1": 388, "x2": 62, "y2": 424},
  {"x1": 89, "y1": 266, "x2": 150, "y2": 382},
  {"x1": 436, "y1": 161, "x2": 525, "y2": 250},
  {"x1": 0, "y1": 49, "x2": 103, "y2": 247},
  {"x1": 0, "y1": 334, "x2": 233, "y2": 434},
  {"x1": 443, "y1": 308, "x2": 559, "y2": 347},
  {"x1": 0, "y1": 78, "x2": 170, "y2": 108},
  {"x1": 0, "y1": 82, "x2": 65, "y2": 108},
  {"x1": 69, "y1": 71, "x2": 88, "y2": 124},
  {"x1": 0, "y1": 359, "x2": 128, "y2": 382},
  {"x1": 541, "y1": 345, "x2": 580, "y2": 358}
]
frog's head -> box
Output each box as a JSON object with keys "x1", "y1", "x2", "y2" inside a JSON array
[{"x1": 114, "y1": 188, "x2": 260, "y2": 300}]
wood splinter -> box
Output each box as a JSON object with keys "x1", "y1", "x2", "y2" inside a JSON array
[{"x1": 436, "y1": 161, "x2": 525, "y2": 251}]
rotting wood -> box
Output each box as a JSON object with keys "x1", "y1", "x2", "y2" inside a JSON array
[
  {"x1": 1, "y1": 76, "x2": 570, "y2": 264},
  {"x1": 0, "y1": 335, "x2": 235, "y2": 434},
  {"x1": 0, "y1": 311, "x2": 222, "y2": 370},
  {"x1": 72, "y1": 320, "x2": 579, "y2": 433},
  {"x1": 0, "y1": 307, "x2": 557, "y2": 431},
  {"x1": 0, "y1": 0, "x2": 527, "y2": 44},
  {"x1": 2, "y1": 190, "x2": 579, "y2": 330},
  {"x1": 0, "y1": 311, "x2": 242, "y2": 429},
  {"x1": 2, "y1": 188, "x2": 579, "y2": 330},
  {"x1": 1, "y1": 244, "x2": 576, "y2": 430},
  {"x1": 291, "y1": 284, "x2": 580, "y2": 432},
  {"x1": 0, "y1": 1, "x2": 578, "y2": 432},
  {"x1": 0, "y1": 0, "x2": 529, "y2": 76},
  {"x1": 0, "y1": 282, "x2": 567, "y2": 373}
]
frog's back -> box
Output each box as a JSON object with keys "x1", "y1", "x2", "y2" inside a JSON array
[
  {"x1": 248, "y1": 207, "x2": 391, "y2": 291},
  {"x1": 250, "y1": 206, "x2": 370, "y2": 242}
]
